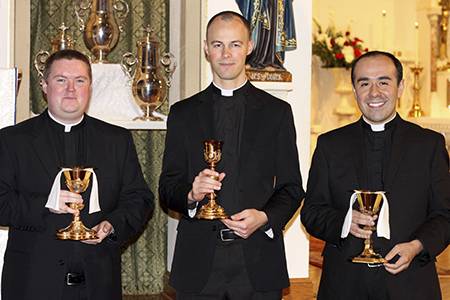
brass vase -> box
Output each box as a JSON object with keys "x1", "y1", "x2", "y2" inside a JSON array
[
  {"x1": 121, "y1": 25, "x2": 176, "y2": 121},
  {"x1": 196, "y1": 140, "x2": 228, "y2": 220},
  {"x1": 56, "y1": 167, "x2": 98, "y2": 240},
  {"x1": 75, "y1": 0, "x2": 129, "y2": 63}
]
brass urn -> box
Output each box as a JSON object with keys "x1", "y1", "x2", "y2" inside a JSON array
[
  {"x1": 75, "y1": 0, "x2": 129, "y2": 63},
  {"x1": 121, "y1": 25, "x2": 176, "y2": 121},
  {"x1": 34, "y1": 23, "x2": 75, "y2": 77}
]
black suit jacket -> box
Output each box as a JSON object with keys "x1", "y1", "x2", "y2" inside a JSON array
[
  {"x1": 301, "y1": 117, "x2": 450, "y2": 300},
  {"x1": 159, "y1": 83, "x2": 304, "y2": 293},
  {"x1": 0, "y1": 112, "x2": 154, "y2": 300}
]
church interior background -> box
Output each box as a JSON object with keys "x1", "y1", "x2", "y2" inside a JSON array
[{"x1": 0, "y1": 0, "x2": 449, "y2": 299}]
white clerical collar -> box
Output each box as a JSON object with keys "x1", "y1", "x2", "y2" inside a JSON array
[
  {"x1": 47, "y1": 110, "x2": 84, "y2": 133},
  {"x1": 362, "y1": 113, "x2": 396, "y2": 132},
  {"x1": 213, "y1": 80, "x2": 248, "y2": 97}
]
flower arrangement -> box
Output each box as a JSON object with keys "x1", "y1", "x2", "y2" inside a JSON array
[{"x1": 312, "y1": 20, "x2": 368, "y2": 69}]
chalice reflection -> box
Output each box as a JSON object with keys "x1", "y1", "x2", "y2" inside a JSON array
[
  {"x1": 351, "y1": 190, "x2": 386, "y2": 264},
  {"x1": 56, "y1": 167, "x2": 98, "y2": 240},
  {"x1": 195, "y1": 140, "x2": 228, "y2": 220}
]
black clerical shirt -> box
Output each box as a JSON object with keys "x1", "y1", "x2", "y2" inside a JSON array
[
  {"x1": 46, "y1": 111, "x2": 88, "y2": 168},
  {"x1": 211, "y1": 82, "x2": 248, "y2": 215},
  {"x1": 361, "y1": 116, "x2": 397, "y2": 192}
]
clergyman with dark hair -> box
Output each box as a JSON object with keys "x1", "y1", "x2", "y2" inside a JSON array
[
  {"x1": 301, "y1": 50, "x2": 450, "y2": 300},
  {"x1": 159, "y1": 10, "x2": 304, "y2": 299},
  {"x1": 0, "y1": 49, "x2": 154, "y2": 300}
]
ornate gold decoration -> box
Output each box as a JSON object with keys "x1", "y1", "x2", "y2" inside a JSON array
[
  {"x1": 121, "y1": 25, "x2": 176, "y2": 121},
  {"x1": 408, "y1": 64, "x2": 425, "y2": 118},
  {"x1": 246, "y1": 67, "x2": 292, "y2": 82},
  {"x1": 33, "y1": 23, "x2": 74, "y2": 77},
  {"x1": 75, "y1": 0, "x2": 129, "y2": 63},
  {"x1": 351, "y1": 190, "x2": 386, "y2": 264},
  {"x1": 56, "y1": 167, "x2": 98, "y2": 240},
  {"x1": 196, "y1": 140, "x2": 228, "y2": 220}
]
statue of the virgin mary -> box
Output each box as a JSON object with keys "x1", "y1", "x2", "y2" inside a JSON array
[{"x1": 236, "y1": 0, "x2": 297, "y2": 70}]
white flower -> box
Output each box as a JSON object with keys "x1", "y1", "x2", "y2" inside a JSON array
[
  {"x1": 342, "y1": 45, "x2": 354, "y2": 63},
  {"x1": 335, "y1": 36, "x2": 345, "y2": 47}
]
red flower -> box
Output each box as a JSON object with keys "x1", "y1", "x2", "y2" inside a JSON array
[
  {"x1": 345, "y1": 31, "x2": 350, "y2": 36},
  {"x1": 354, "y1": 48, "x2": 362, "y2": 57},
  {"x1": 335, "y1": 53, "x2": 344, "y2": 60}
]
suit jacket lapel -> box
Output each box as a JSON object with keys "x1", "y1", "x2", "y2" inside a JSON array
[
  {"x1": 195, "y1": 86, "x2": 215, "y2": 140},
  {"x1": 239, "y1": 85, "x2": 264, "y2": 170},
  {"x1": 384, "y1": 117, "x2": 408, "y2": 191},
  {"x1": 31, "y1": 113, "x2": 60, "y2": 178},
  {"x1": 349, "y1": 120, "x2": 367, "y2": 190}
]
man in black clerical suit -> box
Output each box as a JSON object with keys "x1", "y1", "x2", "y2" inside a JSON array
[
  {"x1": 0, "y1": 50, "x2": 153, "y2": 300},
  {"x1": 159, "y1": 11, "x2": 304, "y2": 299},
  {"x1": 301, "y1": 51, "x2": 450, "y2": 300}
]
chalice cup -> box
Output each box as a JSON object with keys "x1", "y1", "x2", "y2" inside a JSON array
[
  {"x1": 351, "y1": 190, "x2": 386, "y2": 264},
  {"x1": 195, "y1": 140, "x2": 228, "y2": 219},
  {"x1": 56, "y1": 167, "x2": 98, "y2": 240}
]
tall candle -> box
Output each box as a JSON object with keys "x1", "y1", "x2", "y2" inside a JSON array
[
  {"x1": 415, "y1": 21, "x2": 419, "y2": 65},
  {"x1": 381, "y1": 10, "x2": 387, "y2": 50}
]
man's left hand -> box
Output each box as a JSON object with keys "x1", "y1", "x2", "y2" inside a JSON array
[
  {"x1": 383, "y1": 239, "x2": 424, "y2": 274},
  {"x1": 221, "y1": 209, "x2": 268, "y2": 239},
  {"x1": 81, "y1": 220, "x2": 114, "y2": 245}
]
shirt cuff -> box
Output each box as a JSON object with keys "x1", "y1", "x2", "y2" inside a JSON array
[
  {"x1": 264, "y1": 228, "x2": 274, "y2": 239},
  {"x1": 187, "y1": 202, "x2": 198, "y2": 218}
]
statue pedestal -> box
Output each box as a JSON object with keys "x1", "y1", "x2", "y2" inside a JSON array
[{"x1": 251, "y1": 81, "x2": 293, "y2": 101}]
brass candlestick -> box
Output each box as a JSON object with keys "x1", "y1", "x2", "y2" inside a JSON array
[
  {"x1": 408, "y1": 64, "x2": 424, "y2": 118},
  {"x1": 196, "y1": 140, "x2": 228, "y2": 220}
]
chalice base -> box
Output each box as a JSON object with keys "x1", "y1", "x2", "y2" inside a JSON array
[
  {"x1": 196, "y1": 203, "x2": 228, "y2": 220},
  {"x1": 352, "y1": 250, "x2": 386, "y2": 264},
  {"x1": 133, "y1": 114, "x2": 163, "y2": 121},
  {"x1": 56, "y1": 220, "x2": 98, "y2": 240}
]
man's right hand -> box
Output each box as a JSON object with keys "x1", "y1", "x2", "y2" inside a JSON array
[
  {"x1": 188, "y1": 168, "x2": 225, "y2": 204},
  {"x1": 349, "y1": 210, "x2": 377, "y2": 239},
  {"x1": 48, "y1": 190, "x2": 83, "y2": 214}
]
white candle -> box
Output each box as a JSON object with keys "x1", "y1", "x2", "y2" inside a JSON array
[
  {"x1": 381, "y1": 10, "x2": 387, "y2": 50},
  {"x1": 415, "y1": 21, "x2": 419, "y2": 65}
]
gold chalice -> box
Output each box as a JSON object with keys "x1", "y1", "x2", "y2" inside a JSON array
[
  {"x1": 56, "y1": 167, "x2": 98, "y2": 240},
  {"x1": 195, "y1": 140, "x2": 228, "y2": 220},
  {"x1": 352, "y1": 190, "x2": 386, "y2": 264}
]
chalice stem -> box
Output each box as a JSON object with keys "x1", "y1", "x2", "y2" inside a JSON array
[{"x1": 364, "y1": 238, "x2": 371, "y2": 252}]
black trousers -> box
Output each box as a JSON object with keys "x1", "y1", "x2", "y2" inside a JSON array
[
  {"x1": 61, "y1": 256, "x2": 88, "y2": 300},
  {"x1": 176, "y1": 240, "x2": 282, "y2": 300}
]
